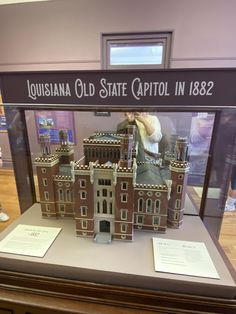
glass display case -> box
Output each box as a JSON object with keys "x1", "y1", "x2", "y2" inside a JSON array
[{"x1": 0, "y1": 69, "x2": 235, "y2": 313}]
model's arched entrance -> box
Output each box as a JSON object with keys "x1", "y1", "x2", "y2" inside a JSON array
[{"x1": 100, "y1": 220, "x2": 110, "y2": 233}]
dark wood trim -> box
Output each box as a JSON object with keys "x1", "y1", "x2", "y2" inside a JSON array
[
  {"x1": 0, "y1": 270, "x2": 235, "y2": 314},
  {"x1": 4, "y1": 107, "x2": 36, "y2": 213}
]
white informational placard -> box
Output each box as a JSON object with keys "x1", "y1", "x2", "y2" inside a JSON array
[
  {"x1": 152, "y1": 238, "x2": 220, "y2": 279},
  {"x1": 0, "y1": 224, "x2": 61, "y2": 257}
]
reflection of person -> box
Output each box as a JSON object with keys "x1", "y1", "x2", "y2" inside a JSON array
[
  {"x1": 117, "y1": 112, "x2": 162, "y2": 161},
  {"x1": 0, "y1": 202, "x2": 9, "y2": 222},
  {"x1": 225, "y1": 165, "x2": 236, "y2": 212},
  {"x1": 215, "y1": 112, "x2": 236, "y2": 211},
  {"x1": 189, "y1": 115, "x2": 214, "y2": 155}
]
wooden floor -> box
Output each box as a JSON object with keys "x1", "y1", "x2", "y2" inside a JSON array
[
  {"x1": 219, "y1": 212, "x2": 236, "y2": 270},
  {"x1": 0, "y1": 168, "x2": 235, "y2": 270}
]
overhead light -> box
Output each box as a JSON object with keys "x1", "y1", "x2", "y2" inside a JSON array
[{"x1": 0, "y1": 0, "x2": 50, "y2": 5}]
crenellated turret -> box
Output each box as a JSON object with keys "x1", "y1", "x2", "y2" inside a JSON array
[
  {"x1": 164, "y1": 134, "x2": 178, "y2": 165},
  {"x1": 119, "y1": 133, "x2": 134, "y2": 168},
  {"x1": 39, "y1": 133, "x2": 52, "y2": 156},
  {"x1": 35, "y1": 134, "x2": 59, "y2": 218},
  {"x1": 59, "y1": 129, "x2": 69, "y2": 146},
  {"x1": 175, "y1": 137, "x2": 188, "y2": 162},
  {"x1": 56, "y1": 129, "x2": 74, "y2": 164},
  {"x1": 168, "y1": 137, "x2": 190, "y2": 228}
]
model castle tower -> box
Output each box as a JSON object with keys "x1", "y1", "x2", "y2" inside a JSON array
[
  {"x1": 35, "y1": 131, "x2": 75, "y2": 219},
  {"x1": 168, "y1": 137, "x2": 190, "y2": 228},
  {"x1": 35, "y1": 134, "x2": 60, "y2": 218},
  {"x1": 56, "y1": 129, "x2": 74, "y2": 164},
  {"x1": 119, "y1": 132, "x2": 134, "y2": 168}
]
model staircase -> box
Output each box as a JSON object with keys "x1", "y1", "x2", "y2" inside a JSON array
[{"x1": 94, "y1": 232, "x2": 112, "y2": 244}]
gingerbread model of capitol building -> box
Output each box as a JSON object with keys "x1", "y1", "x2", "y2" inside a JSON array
[{"x1": 35, "y1": 125, "x2": 189, "y2": 242}]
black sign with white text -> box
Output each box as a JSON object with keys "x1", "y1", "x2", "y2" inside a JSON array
[{"x1": 1, "y1": 69, "x2": 236, "y2": 108}]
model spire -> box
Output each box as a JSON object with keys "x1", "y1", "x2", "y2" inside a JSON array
[
  {"x1": 168, "y1": 136, "x2": 190, "y2": 228},
  {"x1": 39, "y1": 133, "x2": 52, "y2": 156},
  {"x1": 59, "y1": 129, "x2": 69, "y2": 146},
  {"x1": 119, "y1": 133, "x2": 133, "y2": 168},
  {"x1": 175, "y1": 137, "x2": 188, "y2": 161}
]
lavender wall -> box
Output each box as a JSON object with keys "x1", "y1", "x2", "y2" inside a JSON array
[{"x1": 0, "y1": 0, "x2": 236, "y2": 71}]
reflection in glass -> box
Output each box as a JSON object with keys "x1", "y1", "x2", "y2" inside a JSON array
[{"x1": 26, "y1": 110, "x2": 216, "y2": 228}]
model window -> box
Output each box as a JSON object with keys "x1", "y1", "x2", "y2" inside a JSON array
[
  {"x1": 59, "y1": 204, "x2": 65, "y2": 212},
  {"x1": 97, "y1": 202, "x2": 100, "y2": 213},
  {"x1": 58, "y1": 189, "x2": 64, "y2": 201},
  {"x1": 44, "y1": 191, "x2": 49, "y2": 201},
  {"x1": 98, "y1": 179, "x2": 111, "y2": 186},
  {"x1": 121, "y1": 181, "x2": 128, "y2": 190},
  {"x1": 58, "y1": 182, "x2": 63, "y2": 187},
  {"x1": 121, "y1": 209, "x2": 128, "y2": 220},
  {"x1": 45, "y1": 204, "x2": 50, "y2": 211},
  {"x1": 174, "y1": 212, "x2": 180, "y2": 220},
  {"x1": 87, "y1": 148, "x2": 90, "y2": 157},
  {"x1": 97, "y1": 190, "x2": 100, "y2": 197},
  {"x1": 146, "y1": 199, "x2": 152, "y2": 212},
  {"x1": 155, "y1": 192, "x2": 161, "y2": 197},
  {"x1": 91, "y1": 148, "x2": 95, "y2": 157},
  {"x1": 110, "y1": 191, "x2": 112, "y2": 198},
  {"x1": 65, "y1": 182, "x2": 70, "y2": 188},
  {"x1": 177, "y1": 185, "x2": 182, "y2": 193},
  {"x1": 102, "y1": 189, "x2": 107, "y2": 197},
  {"x1": 42, "y1": 178, "x2": 48, "y2": 186},
  {"x1": 136, "y1": 215, "x2": 144, "y2": 224},
  {"x1": 138, "y1": 198, "x2": 144, "y2": 212},
  {"x1": 103, "y1": 200, "x2": 107, "y2": 214},
  {"x1": 41, "y1": 168, "x2": 46, "y2": 173},
  {"x1": 175, "y1": 199, "x2": 181, "y2": 209},
  {"x1": 155, "y1": 199, "x2": 161, "y2": 213},
  {"x1": 178, "y1": 174, "x2": 184, "y2": 180},
  {"x1": 80, "y1": 191, "x2": 87, "y2": 200},
  {"x1": 121, "y1": 193, "x2": 128, "y2": 203},
  {"x1": 102, "y1": 32, "x2": 172, "y2": 69},
  {"x1": 121, "y1": 224, "x2": 127, "y2": 233},
  {"x1": 109, "y1": 202, "x2": 113, "y2": 214},
  {"x1": 147, "y1": 191, "x2": 153, "y2": 197},
  {"x1": 81, "y1": 220, "x2": 87, "y2": 229},
  {"x1": 81, "y1": 206, "x2": 87, "y2": 216},
  {"x1": 153, "y1": 216, "x2": 160, "y2": 226},
  {"x1": 138, "y1": 191, "x2": 144, "y2": 196},
  {"x1": 66, "y1": 189, "x2": 72, "y2": 202},
  {"x1": 80, "y1": 179, "x2": 86, "y2": 188}
]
